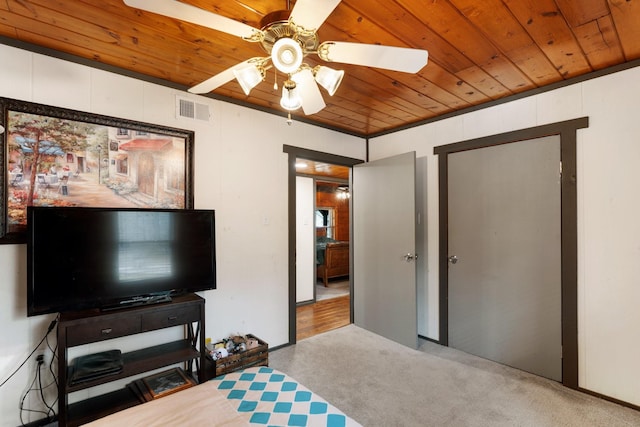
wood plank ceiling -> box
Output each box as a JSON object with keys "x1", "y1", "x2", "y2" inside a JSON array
[
  {"x1": 296, "y1": 160, "x2": 350, "y2": 181},
  {"x1": 1, "y1": 0, "x2": 639, "y2": 137}
]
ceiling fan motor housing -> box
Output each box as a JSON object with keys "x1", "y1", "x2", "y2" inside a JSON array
[{"x1": 259, "y1": 12, "x2": 320, "y2": 74}]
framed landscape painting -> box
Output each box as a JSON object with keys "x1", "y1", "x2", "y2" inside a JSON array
[{"x1": 0, "y1": 97, "x2": 194, "y2": 244}]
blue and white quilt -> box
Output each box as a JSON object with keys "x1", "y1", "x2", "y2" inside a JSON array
[{"x1": 212, "y1": 366, "x2": 361, "y2": 427}]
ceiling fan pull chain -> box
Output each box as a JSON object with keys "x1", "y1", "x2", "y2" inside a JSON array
[{"x1": 274, "y1": 68, "x2": 278, "y2": 91}]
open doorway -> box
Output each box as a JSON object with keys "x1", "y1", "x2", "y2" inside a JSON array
[
  {"x1": 296, "y1": 161, "x2": 351, "y2": 340},
  {"x1": 283, "y1": 145, "x2": 363, "y2": 344}
]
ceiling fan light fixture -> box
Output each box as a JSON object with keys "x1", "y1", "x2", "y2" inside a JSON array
[
  {"x1": 233, "y1": 63, "x2": 264, "y2": 95},
  {"x1": 271, "y1": 38, "x2": 304, "y2": 74},
  {"x1": 280, "y1": 80, "x2": 302, "y2": 111},
  {"x1": 313, "y1": 65, "x2": 344, "y2": 96}
]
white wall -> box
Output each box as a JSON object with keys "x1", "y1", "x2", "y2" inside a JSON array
[
  {"x1": 370, "y1": 65, "x2": 640, "y2": 406},
  {"x1": 0, "y1": 44, "x2": 365, "y2": 426},
  {"x1": 296, "y1": 176, "x2": 315, "y2": 303}
]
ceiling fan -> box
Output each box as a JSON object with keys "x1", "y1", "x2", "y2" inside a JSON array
[{"x1": 124, "y1": 0, "x2": 429, "y2": 115}]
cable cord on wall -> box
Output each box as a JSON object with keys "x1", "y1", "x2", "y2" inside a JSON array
[
  {"x1": 0, "y1": 317, "x2": 58, "y2": 388},
  {"x1": 20, "y1": 357, "x2": 57, "y2": 426},
  {"x1": 46, "y1": 334, "x2": 59, "y2": 390}
]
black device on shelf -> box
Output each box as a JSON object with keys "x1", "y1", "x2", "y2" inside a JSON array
[
  {"x1": 69, "y1": 350, "x2": 124, "y2": 385},
  {"x1": 27, "y1": 206, "x2": 216, "y2": 316}
]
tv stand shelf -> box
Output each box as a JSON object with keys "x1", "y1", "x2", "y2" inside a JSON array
[
  {"x1": 57, "y1": 293, "x2": 205, "y2": 427},
  {"x1": 65, "y1": 339, "x2": 199, "y2": 392}
]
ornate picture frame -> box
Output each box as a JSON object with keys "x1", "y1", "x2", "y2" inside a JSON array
[{"x1": 1, "y1": 97, "x2": 194, "y2": 244}]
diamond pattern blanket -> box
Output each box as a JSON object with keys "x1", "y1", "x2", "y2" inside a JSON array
[{"x1": 212, "y1": 366, "x2": 361, "y2": 427}]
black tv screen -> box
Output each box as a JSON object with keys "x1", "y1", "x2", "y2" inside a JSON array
[{"x1": 27, "y1": 206, "x2": 216, "y2": 316}]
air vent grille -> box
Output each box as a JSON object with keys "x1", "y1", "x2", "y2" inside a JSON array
[
  {"x1": 179, "y1": 98, "x2": 195, "y2": 118},
  {"x1": 176, "y1": 96, "x2": 211, "y2": 121}
]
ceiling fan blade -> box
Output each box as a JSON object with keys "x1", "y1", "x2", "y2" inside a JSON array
[
  {"x1": 124, "y1": 0, "x2": 261, "y2": 39},
  {"x1": 289, "y1": 0, "x2": 341, "y2": 31},
  {"x1": 292, "y1": 69, "x2": 326, "y2": 115},
  {"x1": 188, "y1": 59, "x2": 255, "y2": 94},
  {"x1": 318, "y1": 41, "x2": 428, "y2": 73}
]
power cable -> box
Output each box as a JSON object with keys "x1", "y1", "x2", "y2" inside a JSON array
[
  {"x1": 19, "y1": 359, "x2": 54, "y2": 426},
  {"x1": 0, "y1": 317, "x2": 58, "y2": 388}
]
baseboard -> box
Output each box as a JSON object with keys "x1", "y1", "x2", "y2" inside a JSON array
[
  {"x1": 20, "y1": 416, "x2": 57, "y2": 427},
  {"x1": 577, "y1": 387, "x2": 640, "y2": 412}
]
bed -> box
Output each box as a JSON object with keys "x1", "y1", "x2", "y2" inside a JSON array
[
  {"x1": 84, "y1": 366, "x2": 361, "y2": 427},
  {"x1": 316, "y1": 238, "x2": 350, "y2": 287}
]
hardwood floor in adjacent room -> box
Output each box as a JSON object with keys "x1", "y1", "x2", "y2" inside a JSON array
[{"x1": 296, "y1": 295, "x2": 350, "y2": 341}]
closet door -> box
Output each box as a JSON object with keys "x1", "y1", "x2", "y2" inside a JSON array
[{"x1": 448, "y1": 136, "x2": 562, "y2": 381}]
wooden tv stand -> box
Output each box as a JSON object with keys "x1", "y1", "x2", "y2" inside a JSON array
[{"x1": 56, "y1": 293, "x2": 205, "y2": 427}]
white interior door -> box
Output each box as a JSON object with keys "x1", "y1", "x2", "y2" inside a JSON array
[
  {"x1": 353, "y1": 152, "x2": 418, "y2": 349},
  {"x1": 448, "y1": 136, "x2": 562, "y2": 381}
]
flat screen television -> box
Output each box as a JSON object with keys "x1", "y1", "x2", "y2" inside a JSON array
[{"x1": 27, "y1": 206, "x2": 216, "y2": 316}]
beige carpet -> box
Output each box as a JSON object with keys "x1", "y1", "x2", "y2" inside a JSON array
[
  {"x1": 269, "y1": 324, "x2": 640, "y2": 427},
  {"x1": 315, "y1": 279, "x2": 349, "y2": 301}
]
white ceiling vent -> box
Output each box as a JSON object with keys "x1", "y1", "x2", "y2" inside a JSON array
[{"x1": 176, "y1": 96, "x2": 211, "y2": 122}]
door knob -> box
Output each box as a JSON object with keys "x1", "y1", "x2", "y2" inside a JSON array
[
  {"x1": 448, "y1": 255, "x2": 458, "y2": 264},
  {"x1": 404, "y1": 253, "x2": 418, "y2": 262}
]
